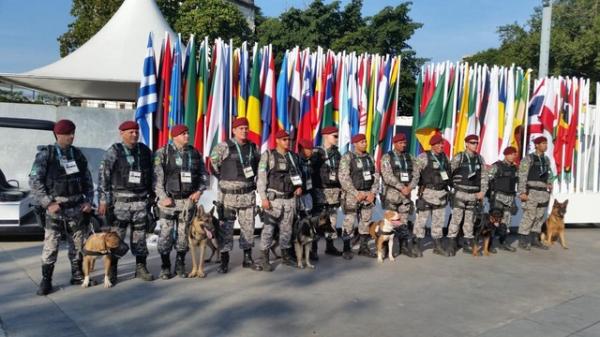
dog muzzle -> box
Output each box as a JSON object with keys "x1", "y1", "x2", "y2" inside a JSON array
[{"x1": 110, "y1": 240, "x2": 130, "y2": 258}]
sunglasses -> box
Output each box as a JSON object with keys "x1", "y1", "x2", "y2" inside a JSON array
[
  {"x1": 468, "y1": 141, "x2": 479, "y2": 145},
  {"x1": 281, "y1": 138, "x2": 290, "y2": 142},
  {"x1": 331, "y1": 134, "x2": 339, "y2": 138}
]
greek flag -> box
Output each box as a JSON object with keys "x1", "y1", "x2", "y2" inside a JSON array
[{"x1": 135, "y1": 33, "x2": 158, "y2": 149}]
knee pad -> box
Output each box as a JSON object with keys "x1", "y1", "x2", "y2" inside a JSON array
[{"x1": 223, "y1": 207, "x2": 237, "y2": 222}]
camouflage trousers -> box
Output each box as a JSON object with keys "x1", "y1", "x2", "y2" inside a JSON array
[
  {"x1": 41, "y1": 206, "x2": 86, "y2": 265},
  {"x1": 261, "y1": 197, "x2": 296, "y2": 250},
  {"x1": 341, "y1": 192, "x2": 374, "y2": 239},
  {"x1": 490, "y1": 192, "x2": 515, "y2": 226},
  {"x1": 157, "y1": 198, "x2": 195, "y2": 254},
  {"x1": 518, "y1": 190, "x2": 550, "y2": 235},
  {"x1": 414, "y1": 188, "x2": 448, "y2": 239},
  {"x1": 447, "y1": 190, "x2": 478, "y2": 239},
  {"x1": 219, "y1": 188, "x2": 257, "y2": 253},
  {"x1": 383, "y1": 187, "x2": 412, "y2": 226},
  {"x1": 312, "y1": 188, "x2": 340, "y2": 240},
  {"x1": 110, "y1": 199, "x2": 148, "y2": 257}
]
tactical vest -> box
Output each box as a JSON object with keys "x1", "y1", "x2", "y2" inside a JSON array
[
  {"x1": 491, "y1": 160, "x2": 517, "y2": 194},
  {"x1": 312, "y1": 146, "x2": 341, "y2": 189},
  {"x1": 300, "y1": 157, "x2": 313, "y2": 191},
  {"x1": 527, "y1": 153, "x2": 549, "y2": 183},
  {"x1": 349, "y1": 152, "x2": 375, "y2": 191},
  {"x1": 388, "y1": 150, "x2": 413, "y2": 184},
  {"x1": 419, "y1": 151, "x2": 450, "y2": 190},
  {"x1": 45, "y1": 145, "x2": 87, "y2": 198},
  {"x1": 452, "y1": 152, "x2": 482, "y2": 190},
  {"x1": 267, "y1": 150, "x2": 300, "y2": 194},
  {"x1": 110, "y1": 143, "x2": 152, "y2": 193},
  {"x1": 164, "y1": 145, "x2": 202, "y2": 197},
  {"x1": 220, "y1": 139, "x2": 258, "y2": 182}
]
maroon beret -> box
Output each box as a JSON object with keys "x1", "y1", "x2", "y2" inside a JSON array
[
  {"x1": 53, "y1": 119, "x2": 76, "y2": 135},
  {"x1": 322, "y1": 126, "x2": 338, "y2": 135},
  {"x1": 232, "y1": 117, "x2": 249, "y2": 129},
  {"x1": 533, "y1": 136, "x2": 547, "y2": 145},
  {"x1": 351, "y1": 134, "x2": 366, "y2": 144},
  {"x1": 429, "y1": 134, "x2": 443, "y2": 146},
  {"x1": 171, "y1": 124, "x2": 189, "y2": 138},
  {"x1": 465, "y1": 134, "x2": 479, "y2": 142},
  {"x1": 298, "y1": 139, "x2": 313, "y2": 150},
  {"x1": 503, "y1": 146, "x2": 518, "y2": 155},
  {"x1": 119, "y1": 120, "x2": 139, "y2": 131},
  {"x1": 275, "y1": 129, "x2": 289, "y2": 139},
  {"x1": 392, "y1": 133, "x2": 407, "y2": 143}
]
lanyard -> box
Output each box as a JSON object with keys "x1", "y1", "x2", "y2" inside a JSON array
[
  {"x1": 324, "y1": 147, "x2": 336, "y2": 167},
  {"x1": 54, "y1": 144, "x2": 74, "y2": 161},
  {"x1": 173, "y1": 144, "x2": 192, "y2": 171},
  {"x1": 431, "y1": 152, "x2": 445, "y2": 170},
  {"x1": 233, "y1": 140, "x2": 253, "y2": 167},
  {"x1": 287, "y1": 152, "x2": 300, "y2": 175},
  {"x1": 534, "y1": 153, "x2": 547, "y2": 173},
  {"x1": 357, "y1": 154, "x2": 371, "y2": 171},
  {"x1": 122, "y1": 143, "x2": 140, "y2": 170},
  {"x1": 464, "y1": 152, "x2": 477, "y2": 174},
  {"x1": 392, "y1": 151, "x2": 407, "y2": 171}
]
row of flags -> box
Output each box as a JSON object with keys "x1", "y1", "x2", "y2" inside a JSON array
[{"x1": 134, "y1": 32, "x2": 402, "y2": 164}]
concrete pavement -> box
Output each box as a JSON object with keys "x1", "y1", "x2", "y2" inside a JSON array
[{"x1": 1, "y1": 228, "x2": 599, "y2": 337}]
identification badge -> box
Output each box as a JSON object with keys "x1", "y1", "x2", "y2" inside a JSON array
[
  {"x1": 440, "y1": 171, "x2": 449, "y2": 181},
  {"x1": 64, "y1": 161, "x2": 79, "y2": 175},
  {"x1": 181, "y1": 171, "x2": 192, "y2": 183},
  {"x1": 400, "y1": 172, "x2": 410, "y2": 182},
  {"x1": 356, "y1": 160, "x2": 364, "y2": 169},
  {"x1": 175, "y1": 157, "x2": 183, "y2": 167},
  {"x1": 363, "y1": 171, "x2": 372, "y2": 181},
  {"x1": 329, "y1": 172, "x2": 337, "y2": 181},
  {"x1": 128, "y1": 171, "x2": 142, "y2": 184},
  {"x1": 243, "y1": 166, "x2": 255, "y2": 178},
  {"x1": 291, "y1": 175, "x2": 303, "y2": 187},
  {"x1": 306, "y1": 179, "x2": 313, "y2": 190}
]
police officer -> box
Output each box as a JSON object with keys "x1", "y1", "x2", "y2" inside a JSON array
[
  {"x1": 297, "y1": 139, "x2": 315, "y2": 216},
  {"x1": 154, "y1": 124, "x2": 208, "y2": 279},
  {"x1": 446, "y1": 134, "x2": 488, "y2": 256},
  {"x1": 380, "y1": 133, "x2": 417, "y2": 258},
  {"x1": 339, "y1": 134, "x2": 379, "y2": 260},
  {"x1": 29, "y1": 119, "x2": 94, "y2": 295},
  {"x1": 210, "y1": 117, "x2": 262, "y2": 273},
  {"x1": 404, "y1": 134, "x2": 451, "y2": 257},
  {"x1": 518, "y1": 136, "x2": 553, "y2": 250},
  {"x1": 487, "y1": 146, "x2": 519, "y2": 252},
  {"x1": 257, "y1": 129, "x2": 302, "y2": 271},
  {"x1": 98, "y1": 121, "x2": 154, "y2": 284},
  {"x1": 310, "y1": 126, "x2": 343, "y2": 260}
]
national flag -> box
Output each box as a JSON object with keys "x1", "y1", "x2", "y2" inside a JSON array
[
  {"x1": 237, "y1": 42, "x2": 249, "y2": 118},
  {"x1": 415, "y1": 68, "x2": 447, "y2": 151},
  {"x1": 357, "y1": 55, "x2": 368, "y2": 134},
  {"x1": 454, "y1": 64, "x2": 471, "y2": 154},
  {"x1": 378, "y1": 56, "x2": 401, "y2": 166},
  {"x1": 276, "y1": 52, "x2": 289, "y2": 132},
  {"x1": 440, "y1": 63, "x2": 456, "y2": 156},
  {"x1": 183, "y1": 34, "x2": 197, "y2": 144},
  {"x1": 338, "y1": 53, "x2": 350, "y2": 154},
  {"x1": 205, "y1": 39, "x2": 225, "y2": 160},
  {"x1": 289, "y1": 48, "x2": 301, "y2": 142},
  {"x1": 321, "y1": 52, "x2": 335, "y2": 129},
  {"x1": 168, "y1": 35, "x2": 183, "y2": 133},
  {"x1": 365, "y1": 56, "x2": 378, "y2": 152},
  {"x1": 372, "y1": 56, "x2": 390, "y2": 155},
  {"x1": 157, "y1": 35, "x2": 172, "y2": 148},
  {"x1": 260, "y1": 45, "x2": 276, "y2": 151},
  {"x1": 348, "y1": 53, "x2": 360, "y2": 138},
  {"x1": 564, "y1": 78, "x2": 579, "y2": 180},
  {"x1": 193, "y1": 39, "x2": 209, "y2": 151},
  {"x1": 500, "y1": 67, "x2": 516, "y2": 159},
  {"x1": 134, "y1": 33, "x2": 158, "y2": 150},
  {"x1": 480, "y1": 66, "x2": 500, "y2": 164},
  {"x1": 246, "y1": 43, "x2": 262, "y2": 145},
  {"x1": 410, "y1": 69, "x2": 423, "y2": 155},
  {"x1": 297, "y1": 51, "x2": 314, "y2": 148}
]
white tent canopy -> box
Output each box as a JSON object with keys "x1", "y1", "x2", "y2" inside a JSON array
[{"x1": 0, "y1": 0, "x2": 176, "y2": 101}]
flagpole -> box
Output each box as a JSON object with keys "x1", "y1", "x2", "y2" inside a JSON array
[{"x1": 449, "y1": 61, "x2": 459, "y2": 159}]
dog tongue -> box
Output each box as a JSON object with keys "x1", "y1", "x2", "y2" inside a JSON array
[
  {"x1": 206, "y1": 230, "x2": 213, "y2": 240},
  {"x1": 391, "y1": 220, "x2": 402, "y2": 227}
]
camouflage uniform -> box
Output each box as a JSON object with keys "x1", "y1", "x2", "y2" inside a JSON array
[
  {"x1": 29, "y1": 143, "x2": 94, "y2": 288},
  {"x1": 257, "y1": 150, "x2": 300, "y2": 253},
  {"x1": 311, "y1": 145, "x2": 342, "y2": 238},
  {"x1": 154, "y1": 143, "x2": 208, "y2": 277},
  {"x1": 98, "y1": 143, "x2": 153, "y2": 257},
  {"x1": 487, "y1": 159, "x2": 519, "y2": 251},
  {"x1": 447, "y1": 151, "x2": 488, "y2": 241},
  {"x1": 517, "y1": 152, "x2": 553, "y2": 249}
]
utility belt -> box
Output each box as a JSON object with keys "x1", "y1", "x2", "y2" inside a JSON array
[
  {"x1": 527, "y1": 185, "x2": 548, "y2": 192},
  {"x1": 220, "y1": 184, "x2": 256, "y2": 195},
  {"x1": 114, "y1": 195, "x2": 148, "y2": 203},
  {"x1": 453, "y1": 186, "x2": 480, "y2": 193},
  {"x1": 167, "y1": 191, "x2": 194, "y2": 200},
  {"x1": 453, "y1": 198, "x2": 480, "y2": 210},
  {"x1": 416, "y1": 198, "x2": 447, "y2": 211},
  {"x1": 267, "y1": 189, "x2": 295, "y2": 200},
  {"x1": 422, "y1": 184, "x2": 448, "y2": 191}
]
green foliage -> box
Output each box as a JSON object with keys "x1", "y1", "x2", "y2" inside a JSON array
[{"x1": 465, "y1": 0, "x2": 600, "y2": 81}]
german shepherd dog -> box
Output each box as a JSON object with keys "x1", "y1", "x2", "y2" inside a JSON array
[
  {"x1": 188, "y1": 206, "x2": 218, "y2": 278},
  {"x1": 472, "y1": 209, "x2": 503, "y2": 256},
  {"x1": 293, "y1": 211, "x2": 332, "y2": 269},
  {"x1": 541, "y1": 199, "x2": 568, "y2": 249}
]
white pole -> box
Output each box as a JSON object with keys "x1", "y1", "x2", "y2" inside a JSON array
[
  {"x1": 575, "y1": 78, "x2": 584, "y2": 193},
  {"x1": 449, "y1": 61, "x2": 460, "y2": 158}
]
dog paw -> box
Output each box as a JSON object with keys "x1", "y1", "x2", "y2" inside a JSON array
[
  {"x1": 307, "y1": 264, "x2": 315, "y2": 269},
  {"x1": 188, "y1": 271, "x2": 197, "y2": 278},
  {"x1": 197, "y1": 272, "x2": 206, "y2": 278},
  {"x1": 81, "y1": 281, "x2": 89, "y2": 288},
  {"x1": 297, "y1": 264, "x2": 305, "y2": 269},
  {"x1": 563, "y1": 246, "x2": 569, "y2": 250},
  {"x1": 104, "y1": 281, "x2": 113, "y2": 288},
  {"x1": 377, "y1": 258, "x2": 384, "y2": 263},
  {"x1": 389, "y1": 257, "x2": 395, "y2": 262}
]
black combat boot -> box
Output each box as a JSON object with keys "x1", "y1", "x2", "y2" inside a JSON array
[
  {"x1": 243, "y1": 249, "x2": 262, "y2": 271},
  {"x1": 309, "y1": 241, "x2": 319, "y2": 261},
  {"x1": 37, "y1": 264, "x2": 54, "y2": 296},
  {"x1": 433, "y1": 238, "x2": 450, "y2": 257},
  {"x1": 413, "y1": 237, "x2": 424, "y2": 257},
  {"x1": 498, "y1": 225, "x2": 516, "y2": 252},
  {"x1": 281, "y1": 248, "x2": 296, "y2": 267},
  {"x1": 487, "y1": 237, "x2": 498, "y2": 254},
  {"x1": 462, "y1": 238, "x2": 474, "y2": 254},
  {"x1": 69, "y1": 259, "x2": 84, "y2": 285},
  {"x1": 134, "y1": 256, "x2": 154, "y2": 281},
  {"x1": 259, "y1": 249, "x2": 273, "y2": 272},
  {"x1": 175, "y1": 252, "x2": 187, "y2": 278},
  {"x1": 217, "y1": 252, "x2": 230, "y2": 274},
  {"x1": 159, "y1": 254, "x2": 172, "y2": 280},
  {"x1": 325, "y1": 238, "x2": 343, "y2": 256},
  {"x1": 358, "y1": 234, "x2": 376, "y2": 258},
  {"x1": 400, "y1": 237, "x2": 418, "y2": 258},
  {"x1": 109, "y1": 256, "x2": 119, "y2": 284},
  {"x1": 447, "y1": 237, "x2": 458, "y2": 256},
  {"x1": 342, "y1": 239, "x2": 353, "y2": 260},
  {"x1": 518, "y1": 234, "x2": 531, "y2": 251},
  {"x1": 530, "y1": 232, "x2": 549, "y2": 250}
]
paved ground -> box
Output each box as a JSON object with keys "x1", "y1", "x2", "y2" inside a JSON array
[{"x1": 1, "y1": 228, "x2": 599, "y2": 337}]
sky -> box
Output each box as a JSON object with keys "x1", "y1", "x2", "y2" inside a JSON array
[{"x1": 0, "y1": 0, "x2": 541, "y2": 73}]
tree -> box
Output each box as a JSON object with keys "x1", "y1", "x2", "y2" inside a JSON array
[
  {"x1": 465, "y1": 0, "x2": 600, "y2": 81},
  {"x1": 256, "y1": 0, "x2": 424, "y2": 115}
]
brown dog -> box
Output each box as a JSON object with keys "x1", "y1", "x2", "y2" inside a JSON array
[
  {"x1": 541, "y1": 199, "x2": 568, "y2": 249},
  {"x1": 368, "y1": 210, "x2": 402, "y2": 263},
  {"x1": 188, "y1": 205, "x2": 217, "y2": 278},
  {"x1": 82, "y1": 232, "x2": 121, "y2": 288},
  {"x1": 472, "y1": 210, "x2": 503, "y2": 257}
]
